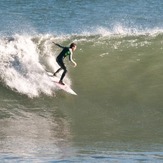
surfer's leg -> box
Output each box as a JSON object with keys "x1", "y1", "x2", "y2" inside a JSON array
[
  {"x1": 54, "y1": 58, "x2": 63, "y2": 76},
  {"x1": 53, "y1": 68, "x2": 62, "y2": 76},
  {"x1": 59, "y1": 66, "x2": 67, "y2": 85},
  {"x1": 60, "y1": 68, "x2": 67, "y2": 80}
]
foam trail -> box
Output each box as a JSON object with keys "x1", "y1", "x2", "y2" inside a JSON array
[{"x1": 0, "y1": 35, "x2": 59, "y2": 98}]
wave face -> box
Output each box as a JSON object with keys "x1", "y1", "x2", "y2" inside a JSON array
[
  {"x1": 72, "y1": 31, "x2": 163, "y2": 143},
  {"x1": 0, "y1": 31, "x2": 163, "y2": 143},
  {"x1": 0, "y1": 29, "x2": 163, "y2": 98}
]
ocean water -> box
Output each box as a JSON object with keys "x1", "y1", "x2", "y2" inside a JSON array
[{"x1": 0, "y1": 0, "x2": 163, "y2": 162}]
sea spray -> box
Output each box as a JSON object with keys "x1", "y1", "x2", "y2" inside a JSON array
[{"x1": 0, "y1": 35, "x2": 58, "y2": 97}]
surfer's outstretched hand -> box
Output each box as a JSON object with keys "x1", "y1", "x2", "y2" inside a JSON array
[{"x1": 74, "y1": 62, "x2": 77, "y2": 67}]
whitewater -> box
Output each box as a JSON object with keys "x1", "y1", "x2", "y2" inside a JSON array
[{"x1": 0, "y1": 34, "x2": 73, "y2": 97}]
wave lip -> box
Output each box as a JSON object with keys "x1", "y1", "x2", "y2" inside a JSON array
[{"x1": 79, "y1": 25, "x2": 163, "y2": 37}]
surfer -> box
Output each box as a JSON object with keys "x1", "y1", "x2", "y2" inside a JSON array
[{"x1": 53, "y1": 42, "x2": 77, "y2": 85}]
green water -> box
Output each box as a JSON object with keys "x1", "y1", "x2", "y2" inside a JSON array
[{"x1": 0, "y1": 34, "x2": 163, "y2": 162}]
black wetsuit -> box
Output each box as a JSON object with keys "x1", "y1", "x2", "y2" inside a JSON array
[{"x1": 54, "y1": 44, "x2": 72, "y2": 81}]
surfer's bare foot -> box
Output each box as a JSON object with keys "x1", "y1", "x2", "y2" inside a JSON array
[{"x1": 59, "y1": 81, "x2": 65, "y2": 85}]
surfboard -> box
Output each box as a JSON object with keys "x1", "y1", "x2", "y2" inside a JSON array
[{"x1": 47, "y1": 72, "x2": 77, "y2": 95}]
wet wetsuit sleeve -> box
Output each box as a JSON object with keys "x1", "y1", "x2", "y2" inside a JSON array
[{"x1": 54, "y1": 43, "x2": 65, "y2": 49}]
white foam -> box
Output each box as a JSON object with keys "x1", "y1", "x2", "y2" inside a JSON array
[
  {"x1": 0, "y1": 34, "x2": 72, "y2": 98},
  {"x1": 78, "y1": 24, "x2": 163, "y2": 37}
]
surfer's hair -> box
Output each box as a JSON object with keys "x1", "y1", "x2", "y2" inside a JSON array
[{"x1": 70, "y1": 43, "x2": 76, "y2": 48}]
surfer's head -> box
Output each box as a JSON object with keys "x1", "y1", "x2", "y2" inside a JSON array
[{"x1": 70, "y1": 43, "x2": 77, "y2": 52}]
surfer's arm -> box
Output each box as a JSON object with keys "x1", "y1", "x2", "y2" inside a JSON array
[
  {"x1": 69, "y1": 52, "x2": 77, "y2": 67},
  {"x1": 53, "y1": 42, "x2": 64, "y2": 49}
]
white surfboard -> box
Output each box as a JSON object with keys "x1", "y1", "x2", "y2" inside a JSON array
[{"x1": 47, "y1": 72, "x2": 77, "y2": 95}]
